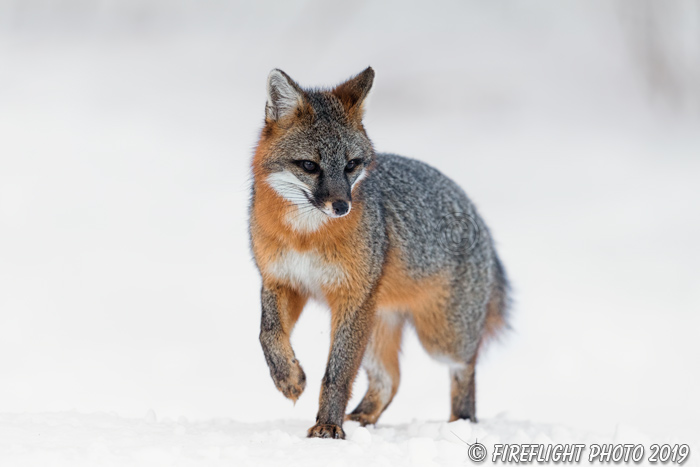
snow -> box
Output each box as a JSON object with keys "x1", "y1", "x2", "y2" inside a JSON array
[
  {"x1": 4, "y1": 412, "x2": 695, "y2": 467},
  {"x1": 1, "y1": 1, "x2": 700, "y2": 465}
]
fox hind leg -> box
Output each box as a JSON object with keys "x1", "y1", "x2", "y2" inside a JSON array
[
  {"x1": 347, "y1": 313, "x2": 404, "y2": 426},
  {"x1": 410, "y1": 295, "x2": 482, "y2": 423},
  {"x1": 449, "y1": 353, "x2": 477, "y2": 422}
]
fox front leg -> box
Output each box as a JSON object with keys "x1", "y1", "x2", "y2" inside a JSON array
[
  {"x1": 308, "y1": 298, "x2": 375, "y2": 439},
  {"x1": 259, "y1": 285, "x2": 308, "y2": 402}
]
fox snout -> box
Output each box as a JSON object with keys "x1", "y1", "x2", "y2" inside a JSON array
[
  {"x1": 316, "y1": 176, "x2": 352, "y2": 218},
  {"x1": 319, "y1": 193, "x2": 352, "y2": 218},
  {"x1": 332, "y1": 200, "x2": 350, "y2": 216},
  {"x1": 323, "y1": 199, "x2": 350, "y2": 217}
]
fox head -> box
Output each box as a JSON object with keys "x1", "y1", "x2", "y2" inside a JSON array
[{"x1": 253, "y1": 67, "x2": 375, "y2": 232}]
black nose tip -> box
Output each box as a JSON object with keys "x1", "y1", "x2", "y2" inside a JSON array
[{"x1": 332, "y1": 200, "x2": 349, "y2": 216}]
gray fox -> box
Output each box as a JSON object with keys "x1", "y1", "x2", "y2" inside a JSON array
[{"x1": 248, "y1": 67, "x2": 510, "y2": 439}]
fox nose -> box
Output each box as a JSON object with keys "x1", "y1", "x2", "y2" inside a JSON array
[{"x1": 332, "y1": 200, "x2": 349, "y2": 216}]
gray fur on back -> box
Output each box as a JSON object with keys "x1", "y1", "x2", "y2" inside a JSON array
[{"x1": 359, "y1": 153, "x2": 499, "y2": 357}]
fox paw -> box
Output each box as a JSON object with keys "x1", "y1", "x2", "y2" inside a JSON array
[
  {"x1": 272, "y1": 359, "x2": 306, "y2": 402},
  {"x1": 307, "y1": 423, "x2": 345, "y2": 439},
  {"x1": 345, "y1": 412, "x2": 378, "y2": 427}
]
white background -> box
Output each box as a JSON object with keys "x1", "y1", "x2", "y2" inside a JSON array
[{"x1": 1, "y1": 0, "x2": 699, "y2": 450}]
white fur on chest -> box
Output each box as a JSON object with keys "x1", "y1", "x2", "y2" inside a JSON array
[{"x1": 266, "y1": 249, "x2": 346, "y2": 297}]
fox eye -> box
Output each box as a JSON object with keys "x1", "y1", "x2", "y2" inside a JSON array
[
  {"x1": 296, "y1": 160, "x2": 319, "y2": 174},
  {"x1": 345, "y1": 159, "x2": 362, "y2": 172}
]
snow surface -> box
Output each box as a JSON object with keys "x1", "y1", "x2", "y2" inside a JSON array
[
  {"x1": 2, "y1": 411, "x2": 696, "y2": 467},
  {"x1": 1, "y1": 1, "x2": 699, "y2": 465}
]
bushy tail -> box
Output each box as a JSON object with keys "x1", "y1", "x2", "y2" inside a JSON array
[{"x1": 482, "y1": 253, "x2": 511, "y2": 344}]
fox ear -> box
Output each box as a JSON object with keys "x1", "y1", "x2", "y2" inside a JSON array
[
  {"x1": 266, "y1": 69, "x2": 305, "y2": 122},
  {"x1": 332, "y1": 67, "x2": 375, "y2": 122}
]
